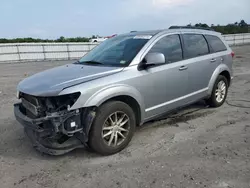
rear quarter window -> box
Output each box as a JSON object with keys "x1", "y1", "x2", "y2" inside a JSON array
[
  {"x1": 182, "y1": 34, "x2": 209, "y2": 59},
  {"x1": 205, "y1": 35, "x2": 227, "y2": 53}
]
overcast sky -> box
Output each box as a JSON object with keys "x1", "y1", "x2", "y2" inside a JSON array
[{"x1": 1, "y1": 0, "x2": 250, "y2": 39}]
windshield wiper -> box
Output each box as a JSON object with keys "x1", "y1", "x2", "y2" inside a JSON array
[
  {"x1": 74, "y1": 60, "x2": 81, "y2": 64},
  {"x1": 80, "y1": 60, "x2": 103, "y2": 65}
]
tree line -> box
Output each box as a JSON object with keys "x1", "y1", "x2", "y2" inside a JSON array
[
  {"x1": 0, "y1": 20, "x2": 249, "y2": 43},
  {"x1": 187, "y1": 20, "x2": 249, "y2": 34},
  {"x1": 0, "y1": 36, "x2": 90, "y2": 43}
]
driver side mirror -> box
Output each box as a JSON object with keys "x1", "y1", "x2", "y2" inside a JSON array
[
  {"x1": 138, "y1": 52, "x2": 166, "y2": 70},
  {"x1": 145, "y1": 52, "x2": 166, "y2": 65}
]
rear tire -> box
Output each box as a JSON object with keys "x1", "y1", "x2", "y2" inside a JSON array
[
  {"x1": 88, "y1": 101, "x2": 136, "y2": 155},
  {"x1": 206, "y1": 75, "x2": 228, "y2": 107}
]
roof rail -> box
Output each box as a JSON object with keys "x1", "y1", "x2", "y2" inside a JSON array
[{"x1": 169, "y1": 26, "x2": 215, "y2": 31}]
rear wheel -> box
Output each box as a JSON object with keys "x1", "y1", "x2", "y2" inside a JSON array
[
  {"x1": 206, "y1": 75, "x2": 228, "y2": 107},
  {"x1": 88, "y1": 101, "x2": 136, "y2": 155}
]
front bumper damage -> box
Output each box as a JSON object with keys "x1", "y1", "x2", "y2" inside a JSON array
[{"x1": 14, "y1": 103, "x2": 96, "y2": 155}]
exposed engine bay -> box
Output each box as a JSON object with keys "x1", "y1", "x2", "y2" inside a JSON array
[{"x1": 14, "y1": 92, "x2": 96, "y2": 155}]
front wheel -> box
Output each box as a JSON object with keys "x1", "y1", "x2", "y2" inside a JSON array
[
  {"x1": 206, "y1": 75, "x2": 228, "y2": 107},
  {"x1": 88, "y1": 101, "x2": 136, "y2": 155}
]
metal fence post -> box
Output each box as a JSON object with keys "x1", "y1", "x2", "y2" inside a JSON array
[
  {"x1": 66, "y1": 44, "x2": 70, "y2": 60},
  {"x1": 16, "y1": 45, "x2": 21, "y2": 61},
  {"x1": 42, "y1": 44, "x2": 46, "y2": 60}
]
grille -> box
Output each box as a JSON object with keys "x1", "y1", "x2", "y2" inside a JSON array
[
  {"x1": 21, "y1": 93, "x2": 39, "y2": 106},
  {"x1": 20, "y1": 92, "x2": 41, "y2": 117}
]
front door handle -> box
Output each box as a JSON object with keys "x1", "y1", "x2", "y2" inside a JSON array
[
  {"x1": 179, "y1": 66, "x2": 188, "y2": 71},
  {"x1": 210, "y1": 58, "x2": 216, "y2": 63}
]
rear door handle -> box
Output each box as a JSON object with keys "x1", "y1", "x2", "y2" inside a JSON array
[
  {"x1": 210, "y1": 58, "x2": 216, "y2": 63},
  {"x1": 179, "y1": 66, "x2": 188, "y2": 71}
]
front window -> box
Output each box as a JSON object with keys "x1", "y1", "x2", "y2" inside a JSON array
[
  {"x1": 78, "y1": 35, "x2": 150, "y2": 67},
  {"x1": 148, "y1": 34, "x2": 183, "y2": 64}
]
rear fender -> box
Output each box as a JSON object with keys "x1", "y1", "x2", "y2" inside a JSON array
[{"x1": 208, "y1": 64, "x2": 231, "y2": 95}]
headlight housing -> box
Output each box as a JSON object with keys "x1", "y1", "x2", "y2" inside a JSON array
[
  {"x1": 16, "y1": 90, "x2": 20, "y2": 99},
  {"x1": 44, "y1": 92, "x2": 81, "y2": 113}
]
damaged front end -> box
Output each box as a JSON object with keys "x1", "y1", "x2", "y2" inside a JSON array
[{"x1": 14, "y1": 92, "x2": 96, "y2": 155}]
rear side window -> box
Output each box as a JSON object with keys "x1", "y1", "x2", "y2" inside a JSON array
[
  {"x1": 182, "y1": 34, "x2": 209, "y2": 59},
  {"x1": 205, "y1": 35, "x2": 227, "y2": 53},
  {"x1": 149, "y1": 34, "x2": 183, "y2": 63}
]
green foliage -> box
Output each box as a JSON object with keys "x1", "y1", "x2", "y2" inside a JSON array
[
  {"x1": 194, "y1": 23, "x2": 209, "y2": 28},
  {"x1": 187, "y1": 20, "x2": 249, "y2": 34},
  {"x1": 0, "y1": 36, "x2": 90, "y2": 43}
]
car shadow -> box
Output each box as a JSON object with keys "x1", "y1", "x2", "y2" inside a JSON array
[{"x1": 139, "y1": 100, "x2": 212, "y2": 129}]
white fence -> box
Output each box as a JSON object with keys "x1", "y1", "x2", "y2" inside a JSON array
[
  {"x1": 0, "y1": 33, "x2": 250, "y2": 63},
  {"x1": 0, "y1": 43, "x2": 97, "y2": 63},
  {"x1": 222, "y1": 33, "x2": 250, "y2": 46}
]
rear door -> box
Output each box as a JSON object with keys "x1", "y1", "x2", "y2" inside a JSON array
[
  {"x1": 181, "y1": 33, "x2": 217, "y2": 100},
  {"x1": 204, "y1": 34, "x2": 230, "y2": 71}
]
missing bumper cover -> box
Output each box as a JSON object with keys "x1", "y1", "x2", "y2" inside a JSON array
[{"x1": 14, "y1": 103, "x2": 96, "y2": 155}]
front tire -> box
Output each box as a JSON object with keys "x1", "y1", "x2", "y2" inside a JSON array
[
  {"x1": 88, "y1": 101, "x2": 136, "y2": 155},
  {"x1": 206, "y1": 75, "x2": 228, "y2": 107}
]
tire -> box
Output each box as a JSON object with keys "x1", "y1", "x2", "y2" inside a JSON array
[
  {"x1": 88, "y1": 101, "x2": 136, "y2": 155},
  {"x1": 206, "y1": 75, "x2": 228, "y2": 107}
]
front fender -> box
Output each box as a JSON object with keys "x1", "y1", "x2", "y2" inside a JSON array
[
  {"x1": 208, "y1": 64, "x2": 231, "y2": 95},
  {"x1": 70, "y1": 84, "x2": 146, "y2": 122}
]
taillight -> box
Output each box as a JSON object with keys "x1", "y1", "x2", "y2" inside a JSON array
[{"x1": 231, "y1": 51, "x2": 235, "y2": 58}]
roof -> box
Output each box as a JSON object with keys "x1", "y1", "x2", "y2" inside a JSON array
[{"x1": 123, "y1": 28, "x2": 220, "y2": 37}]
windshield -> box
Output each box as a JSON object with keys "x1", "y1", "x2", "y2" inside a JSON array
[{"x1": 78, "y1": 35, "x2": 149, "y2": 67}]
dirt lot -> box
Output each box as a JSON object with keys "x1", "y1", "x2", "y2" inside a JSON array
[{"x1": 0, "y1": 46, "x2": 250, "y2": 188}]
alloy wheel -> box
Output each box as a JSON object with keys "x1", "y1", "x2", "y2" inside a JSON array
[
  {"x1": 102, "y1": 111, "x2": 130, "y2": 147},
  {"x1": 215, "y1": 80, "x2": 226, "y2": 103}
]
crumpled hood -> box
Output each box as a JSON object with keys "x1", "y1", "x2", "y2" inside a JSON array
[{"x1": 18, "y1": 63, "x2": 123, "y2": 96}]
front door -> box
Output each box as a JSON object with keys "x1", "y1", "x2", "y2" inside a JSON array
[{"x1": 134, "y1": 34, "x2": 189, "y2": 120}]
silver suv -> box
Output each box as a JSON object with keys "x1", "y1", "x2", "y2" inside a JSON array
[{"x1": 14, "y1": 28, "x2": 234, "y2": 155}]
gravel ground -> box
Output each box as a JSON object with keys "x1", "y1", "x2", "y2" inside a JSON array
[{"x1": 0, "y1": 46, "x2": 250, "y2": 188}]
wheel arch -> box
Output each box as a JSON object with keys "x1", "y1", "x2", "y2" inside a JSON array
[
  {"x1": 83, "y1": 85, "x2": 145, "y2": 125},
  {"x1": 208, "y1": 64, "x2": 232, "y2": 95},
  {"x1": 101, "y1": 95, "x2": 142, "y2": 126},
  {"x1": 219, "y1": 70, "x2": 231, "y2": 86}
]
